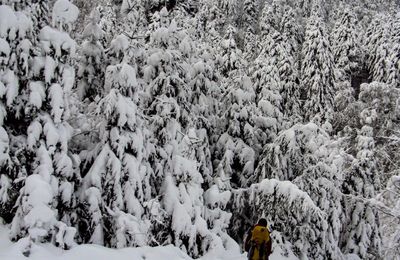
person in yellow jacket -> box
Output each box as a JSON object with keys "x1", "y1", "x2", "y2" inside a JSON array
[{"x1": 243, "y1": 218, "x2": 272, "y2": 260}]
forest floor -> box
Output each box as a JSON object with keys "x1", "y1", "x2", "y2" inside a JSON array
[{"x1": 0, "y1": 224, "x2": 292, "y2": 260}]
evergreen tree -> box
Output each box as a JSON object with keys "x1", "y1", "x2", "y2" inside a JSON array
[
  {"x1": 341, "y1": 125, "x2": 382, "y2": 259},
  {"x1": 332, "y1": 7, "x2": 361, "y2": 82},
  {"x1": 365, "y1": 14, "x2": 391, "y2": 83},
  {"x1": 274, "y1": 33, "x2": 301, "y2": 124},
  {"x1": 258, "y1": 5, "x2": 301, "y2": 124},
  {"x1": 264, "y1": 0, "x2": 283, "y2": 30},
  {"x1": 98, "y1": 1, "x2": 120, "y2": 45},
  {"x1": 233, "y1": 178, "x2": 334, "y2": 259},
  {"x1": 388, "y1": 12, "x2": 400, "y2": 88},
  {"x1": 251, "y1": 32, "x2": 283, "y2": 146},
  {"x1": 242, "y1": 0, "x2": 257, "y2": 33},
  {"x1": 142, "y1": 9, "x2": 225, "y2": 256},
  {"x1": 243, "y1": 28, "x2": 257, "y2": 61},
  {"x1": 379, "y1": 174, "x2": 400, "y2": 259},
  {"x1": 187, "y1": 41, "x2": 233, "y2": 254},
  {"x1": 331, "y1": 6, "x2": 361, "y2": 132},
  {"x1": 79, "y1": 61, "x2": 151, "y2": 248},
  {"x1": 218, "y1": 0, "x2": 238, "y2": 21},
  {"x1": 10, "y1": 0, "x2": 81, "y2": 253},
  {"x1": 217, "y1": 24, "x2": 245, "y2": 77},
  {"x1": 120, "y1": 0, "x2": 148, "y2": 35},
  {"x1": 0, "y1": 4, "x2": 34, "y2": 224},
  {"x1": 357, "y1": 82, "x2": 400, "y2": 185},
  {"x1": 189, "y1": 48, "x2": 220, "y2": 186},
  {"x1": 214, "y1": 73, "x2": 259, "y2": 189},
  {"x1": 255, "y1": 122, "x2": 344, "y2": 258},
  {"x1": 77, "y1": 9, "x2": 105, "y2": 101},
  {"x1": 259, "y1": 4, "x2": 277, "y2": 38},
  {"x1": 280, "y1": 5, "x2": 303, "y2": 60},
  {"x1": 242, "y1": 0, "x2": 258, "y2": 60},
  {"x1": 195, "y1": 0, "x2": 225, "y2": 40},
  {"x1": 301, "y1": 13, "x2": 335, "y2": 122}
]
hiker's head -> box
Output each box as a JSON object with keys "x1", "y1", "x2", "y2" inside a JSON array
[{"x1": 258, "y1": 218, "x2": 268, "y2": 227}]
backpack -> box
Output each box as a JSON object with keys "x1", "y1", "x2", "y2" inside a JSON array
[{"x1": 248, "y1": 226, "x2": 270, "y2": 260}]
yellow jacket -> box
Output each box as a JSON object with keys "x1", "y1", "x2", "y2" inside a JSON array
[{"x1": 246, "y1": 225, "x2": 272, "y2": 260}]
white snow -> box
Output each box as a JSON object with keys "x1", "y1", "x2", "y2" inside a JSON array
[
  {"x1": 29, "y1": 82, "x2": 46, "y2": 109},
  {"x1": 82, "y1": 9, "x2": 103, "y2": 41},
  {"x1": 15, "y1": 11, "x2": 32, "y2": 38},
  {"x1": 0, "y1": 6, "x2": 32, "y2": 39},
  {"x1": 108, "y1": 34, "x2": 129, "y2": 57},
  {"x1": 0, "y1": 222, "x2": 293, "y2": 260},
  {"x1": 2, "y1": 70, "x2": 19, "y2": 107},
  {"x1": 49, "y1": 83, "x2": 65, "y2": 123},
  {"x1": 52, "y1": 0, "x2": 80, "y2": 30},
  {"x1": 0, "y1": 38, "x2": 10, "y2": 58},
  {"x1": 40, "y1": 26, "x2": 76, "y2": 57},
  {"x1": 0, "y1": 5, "x2": 18, "y2": 39}
]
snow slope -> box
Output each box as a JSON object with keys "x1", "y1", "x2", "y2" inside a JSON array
[{"x1": 0, "y1": 224, "x2": 295, "y2": 260}]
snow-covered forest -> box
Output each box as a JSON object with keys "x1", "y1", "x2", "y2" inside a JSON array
[{"x1": 0, "y1": 0, "x2": 400, "y2": 259}]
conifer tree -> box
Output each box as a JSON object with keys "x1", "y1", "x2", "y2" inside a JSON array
[
  {"x1": 274, "y1": 33, "x2": 301, "y2": 124},
  {"x1": 251, "y1": 32, "x2": 283, "y2": 146},
  {"x1": 255, "y1": 122, "x2": 344, "y2": 258},
  {"x1": 186, "y1": 35, "x2": 233, "y2": 254},
  {"x1": 218, "y1": 0, "x2": 238, "y2": 21},
  {"x1": 388, "y1": 13, "x2": 400, "y2": 88},
  {"x1": 10, "y1": 0, "x2": 81, "y2": 252},
  {"x1": 332, "y1": 7, "x2": 361, "y2": 82},
  {"x1": 215, "y1": 73, "x2": 259, "y2": 189},
  {"x1": 295, "y1": 0, "x2": 314, "y2": 17},
  {"x1": 0, "y1": 4, "x2": 33, "y2": 223},
  {"x1": 259, "y1": 4, "x2": 276, "y2": 37},
  {"x1": 341, "y1": 125, "x2": 382, "y2": 259},
  {"x1": 331, "y1": 6, "x2": 361, "y2": 132},
  {"x1": 142, "y1": 9, "x2": 225, "y2": 256},
  {"x1": 266, "y1": 0, "x2": 283, "y2": 30},
  {"x1": 365, "y1": 15, "x2": 391, "y2": 83},
  {"x1": 242, "y1": 0, "x2": 257, "y2": 33},
  {"x1": 379, "y1": 175, "x2": 400, "y2": 259},
  {"x1": 79, "y1": 61, "x2": 150, "y2": 248},
  {"x1": 217, "y1": 24, "x2": 245, "y2": 77},
  {"x1": 189, "y1": 48, "x2": 220, "y2": 186},
  {"x1": 280, "y1": 5, "x2": 303, "y2": 60},
  {"x1": 77, "y1": 9, "x2": 105, "y2": 101},
  {"x1": 301, "y1": 13, "x2": 335, "y2": 122},
  {"x1": 195, "y1": 0, "x2": 225, "y2": 40},
  {"x1": 357, "y1": 82, "x2": 400, "y2": 185},
  {"x1": 233, "y1": 178, "x2": 335, "y2": 259},
  {"x1": 242, "y1": 0, "x2": 258, "y2": 60},
  {"x1": 257, "y1": 4, "x2": 301, "y2": 125},
  {"x1": 120, "y1": 0, "x2": 148, "y2": 35}
]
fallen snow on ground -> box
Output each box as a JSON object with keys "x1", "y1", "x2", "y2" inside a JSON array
[{"x1": 0, "y1": 224, "x2": 295, "y2": 260}]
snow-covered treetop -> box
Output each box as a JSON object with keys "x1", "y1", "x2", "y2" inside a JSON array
[
  {"x1": 227, "y1": 75, "x2": 255, "y2": 106},
  {"x1": 99, "y1": 63, "x2": 139, "y2": 130},
  {"x1": 107, "y1": 34, "x2": 130, "y2": 60},
  {"x1": 82, "y1": 9, "x2": 104, "y2": 42},
  {"x1": 256, "y1": 122, "x2": 332, "y2": 182},
  {"x1": 52, "y1": 0, "x2": 79, "y2": 31},
  {"x1": 0, "y1": 38, "x2": 10, "y2": 63},
  {"x1": 39, "y1": 26, "x2": 76, "y2": 57},
  {"x1": 0, "y1": 5, "x2": 32, "y2": 39},
  {"x1": 104, "y1": 63, "x2": 138, "y2": 96}
]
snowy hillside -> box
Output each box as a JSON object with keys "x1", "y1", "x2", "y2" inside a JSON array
[{"x1": 0, "y1": 0, "x2": 400, "y2": 259}]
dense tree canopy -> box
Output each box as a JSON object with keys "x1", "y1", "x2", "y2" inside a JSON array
[{"x1": 0, "y1": 0, "x2": 400, "y2": 259}]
